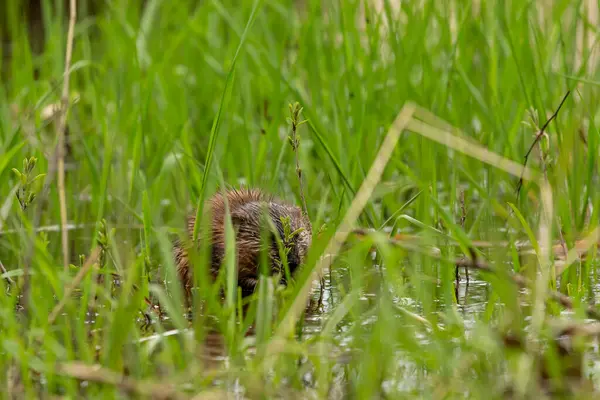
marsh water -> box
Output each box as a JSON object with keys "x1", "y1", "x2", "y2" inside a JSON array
[
  {"x1": 3, "y1": 222, "x2": 600, "y2": 396},
  {"x1": 128, "y1": 259, "x2": 600, "y2": 396}
]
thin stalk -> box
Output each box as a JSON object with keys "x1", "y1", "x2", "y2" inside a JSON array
[{"x1": 56, "y1": 0, "x2": 78, "y2": 270}]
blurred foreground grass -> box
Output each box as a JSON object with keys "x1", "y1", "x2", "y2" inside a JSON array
[{"x1": 2, "y1": 0, "x2": 600, "y2": 398}]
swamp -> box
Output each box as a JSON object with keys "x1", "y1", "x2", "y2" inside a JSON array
[{"x1": 2, "y1": 0, "x2": 600, "y2": 398}]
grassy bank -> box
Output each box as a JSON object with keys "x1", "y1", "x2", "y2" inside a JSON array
[{"x1": 1, "y1": 0, "x2": 600, "y2": 398}]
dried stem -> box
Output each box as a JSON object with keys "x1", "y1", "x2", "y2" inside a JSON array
[
  {"x1": 455, "y1": 256, "x2": 600, "y2": 320},
  {"x1": 0, "y1": 222, "x2": 144, "y2": 236},
  {"x1": 56, "y1": 362, "x2": 188, "y2": 400},
  {"x1": 56, "y1": 0, "x2": 78, "y2": 270},
  {"x1": 267, "y1": 103, "x2": 417, "y2": 360},
  {"x1": 360, "y1": 231, "x2": 600, "y2": 321},
  {"x1": 0, "y1": 259, "x2": 14, "y2": 286},
  {"x1": 459, "y1": 189, "x2": 469, "y2": 283},
  {"x1": 47, "y1": 246, "x2": 161, "y2": 325},
  {"x1": 48, "y1": 247, "x2": 100, "y2": 325}
]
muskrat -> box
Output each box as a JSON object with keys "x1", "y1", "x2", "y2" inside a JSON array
[{"x1": 173, "y1": 188, "x2": 312, "y2": 300}]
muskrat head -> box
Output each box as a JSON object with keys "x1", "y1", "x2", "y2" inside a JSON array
[{"x1": 268, "y1": 203, "x2": 312, "y2": 278}]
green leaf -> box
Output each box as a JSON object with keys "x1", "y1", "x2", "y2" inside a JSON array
[
  {"x1": 192, "y1": 0, "x2": 265, "y2": 243},
  {"x1": 507, "y1": 202, "x2": 541, "y2": 261},
  {"x1": 29, "y1": 173, "x2": 46, "y2": 185},
  {"x1": 0, "y1": 141, "x2": 26, "y2": 178}
]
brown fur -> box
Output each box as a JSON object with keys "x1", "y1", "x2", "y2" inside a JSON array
[{"x1": 173, "y1": 188, "x2": 312, "y2": 300}]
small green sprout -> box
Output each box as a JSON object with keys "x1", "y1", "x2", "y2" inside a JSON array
[
  {"x1": 286, "y1": 101, "x2": 309, "y2": 218},
  {"x1": 97, "y1": 219, "x2": 111, "y2": 268},
  {"x1": 279, "y1": 215, "x2": 305, "y2": 258},
  {"x1": 286, "y1": 102, "x2": 308, "y2": 149},
  {"x1": 12, "y1": 156, "x2": 46, "y2": 211}
]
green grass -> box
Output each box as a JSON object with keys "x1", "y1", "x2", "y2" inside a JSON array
[{"x1": 1, "y1": 0, "x2": 600, "y2": 398}]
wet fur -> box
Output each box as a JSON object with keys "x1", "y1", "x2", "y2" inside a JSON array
[{"x1": 173, "y1": 188, "x2": 312, "y2": 300}]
